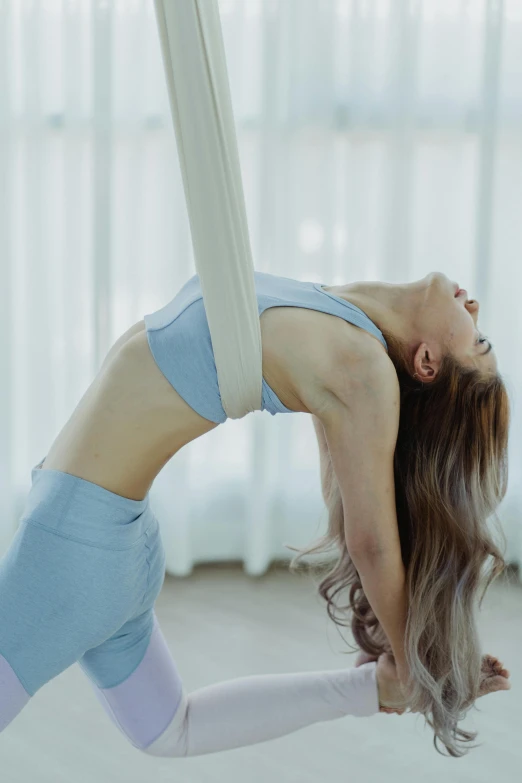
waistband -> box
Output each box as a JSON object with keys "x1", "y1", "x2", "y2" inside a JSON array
[{"x1": 23, "y1": 457, "x2": 155, "y2": 549}]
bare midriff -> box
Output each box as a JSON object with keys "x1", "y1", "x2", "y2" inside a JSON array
[{"x1": 40, "y1": 293, "x2": 384, "y2": 501}]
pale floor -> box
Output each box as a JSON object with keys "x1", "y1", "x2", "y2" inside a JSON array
[{"x1": 1, "y1": 563, "x2": 521, "y2": 783}]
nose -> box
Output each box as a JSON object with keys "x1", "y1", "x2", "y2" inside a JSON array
[{"x1": 466, "y1": 298, "x2": 479, "y2": 323}]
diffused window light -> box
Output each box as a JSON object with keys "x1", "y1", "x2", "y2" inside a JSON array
[
  {"x1": 336, "y1": 0, "x2": 351, "y2": 19},
  {"x1": 298, "y1": 220, "x2": 325, "y2": 254},
  {"x1": 116, "y1": 0, "x2": 138, "y2": 12},
  {"x1": 506, "y1": 0, "x2": 522, "y2": 21},
  {"x1": 333, "y1": 224, "x2": 347, "y2": 254},
  {"x1": 219, "y1": 0, "x2": 235, "y2": 15},
  {"x1": 266, "y1": 0, "x2": 278, "y2": 17},
  {"x1": 423, "y1": 1, "x2": 434, "y2": 21},
  {"x1": 245, "y1": 0, "x2": 262, "y2": 18},
  {"x1": 360, "y1": 0, "x2": 371, "y2": 19},
  {"x1": 424, "y1": 0, "x2": 467, "y2": 21},
  {"x1": 440, "y1": 0, "x2": 458, "y2": 17},
  {"x1": 375, "y1": 0, "x2": 391, "y2": 21},
  {"x1": 463, "y1": 0, "x2": 486, "y2": 23}
]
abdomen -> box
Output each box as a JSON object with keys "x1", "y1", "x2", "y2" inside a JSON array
[{"x1": 40, "y1": 327, "x2": 218, "y2": 500}]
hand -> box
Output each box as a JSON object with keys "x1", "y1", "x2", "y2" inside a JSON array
[
  {"x1": 374, "y1": 652, "x2": 409, "y2": 715},
  {"x1": 354, "y1": 650, "x2": 379, "y2": 668},
  {"x1": 358, "y1": 650, "x2": 511, "y2": 715},
  {"x1": 354, "y1": 650, "x2": 409, "y2": 712}
]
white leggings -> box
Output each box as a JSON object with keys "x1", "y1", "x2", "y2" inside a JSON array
[{"x1": 91, "y1": 614, "x2": 381, "y2": 757}]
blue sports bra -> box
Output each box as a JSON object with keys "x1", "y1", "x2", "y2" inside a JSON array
[{"x1": 144, "y1": 271, "x2": 388, "y2": 424}]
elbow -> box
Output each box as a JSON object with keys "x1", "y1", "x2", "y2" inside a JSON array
[{"x1": 346, "y1": 536, "x2": 388, "y2": 563}]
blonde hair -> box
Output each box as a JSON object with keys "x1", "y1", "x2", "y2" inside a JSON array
[{"x1": 289, "y1": 328, "x2": 511, "y2": 757}]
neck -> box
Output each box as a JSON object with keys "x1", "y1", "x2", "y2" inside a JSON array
[{"x1": 333, "y1": 280, "x2": 422, "y2": 350}]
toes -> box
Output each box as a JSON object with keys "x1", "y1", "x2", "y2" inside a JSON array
[{"x1": 482, "y1": 655, "x2": 508, "y2": 678}]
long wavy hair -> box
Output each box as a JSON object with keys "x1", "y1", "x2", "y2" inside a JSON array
[{"x1": 288, "y1": 328, "x2": 511, "y2": 758}]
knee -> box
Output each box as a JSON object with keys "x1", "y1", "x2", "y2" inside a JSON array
[
  {"x1": 141, "y1": 738, "x2": 187, "y2": 758},
  {"x1": 140, "y1": 692, "x2": 189, "y2": 758}
]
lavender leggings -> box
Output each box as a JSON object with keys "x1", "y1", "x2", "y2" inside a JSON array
[{"x1": 0, "y1": 461, "x2": 380, "y2": 755}]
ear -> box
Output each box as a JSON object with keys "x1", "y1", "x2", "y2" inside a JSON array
[{"x1": 413, "y1": 343, "x2": 442, "y2": 384}]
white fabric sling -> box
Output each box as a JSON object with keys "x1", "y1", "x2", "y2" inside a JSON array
[{"x1": 154, "y1": 0, "x2": 263, "y2": 420}]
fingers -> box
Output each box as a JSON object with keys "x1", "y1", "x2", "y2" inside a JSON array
[
  {"x1": 379, "y1": 706, "x2": 406, "y2": 715},
  {"x1": 355, "y1": 651, "x2": 379, "y2": 668}
]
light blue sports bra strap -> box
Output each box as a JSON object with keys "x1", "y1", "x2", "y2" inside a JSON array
[{"x1": 312, "y1": 284, "x2": 388, "y2": 351}]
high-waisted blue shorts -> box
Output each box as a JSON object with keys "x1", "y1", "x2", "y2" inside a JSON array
[{"x1": 0, "y1": 458, "x2": 166, "y2": 699}]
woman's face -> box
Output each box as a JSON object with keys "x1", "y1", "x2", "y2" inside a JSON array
[{"x1": 418, "y1": 272, "x2": 497, "y2": 374}]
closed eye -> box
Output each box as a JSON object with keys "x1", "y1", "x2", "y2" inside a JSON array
[{"x1": 477, "y1": 334, "x2": 493, "y2": 355}]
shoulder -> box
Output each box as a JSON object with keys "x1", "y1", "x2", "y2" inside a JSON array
[
  {"x1": 309, "y1": 330, "x2": 399, "y2": 419},
  {"x1": 312, "y1": 340, "x2": 400, "y2": 551}
]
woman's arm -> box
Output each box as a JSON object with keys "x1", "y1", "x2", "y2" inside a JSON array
[
  {"x1": 312, "y1": 413, "x2": 405, "y2": 669},
  {"x1": 312, "y1": 414, "x2": 336, "y2": 506},
  {"x1": 316, "y1": 354, "x2": 410, "y2": 676},
  {"x1": 349, "y1": 547, "x2": 409, "y2": 678}
]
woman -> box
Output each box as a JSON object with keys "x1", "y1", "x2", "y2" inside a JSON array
[{"x1": 0, "y1": 270, "x2": 511, "y2": 756}]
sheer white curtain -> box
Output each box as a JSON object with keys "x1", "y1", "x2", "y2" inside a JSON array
[{"x1": 1, "y1": 0, "x2": 521, "y2": 574}]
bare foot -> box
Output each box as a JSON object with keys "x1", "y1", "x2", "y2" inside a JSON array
[
  {"x1": 356, "y1": 650, "x2": 512, "y2": 706},
  {"x1": 479, "y1": 654, "x2": 511, "y2": 697},
  {"x1": 482, "y1": 653, "x2": 510, "y2": 678}
]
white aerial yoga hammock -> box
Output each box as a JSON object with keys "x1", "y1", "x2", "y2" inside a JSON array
[{"x1": 153, "y1": 0, "x2": 263, "y2": 421}]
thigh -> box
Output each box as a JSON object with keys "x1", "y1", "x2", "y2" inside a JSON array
[
  {"x1": 0, "y1": 519, "x2": 128, "y2": 733},
  {"x1": 78, "y1": 610, "x2": 185, "y2": 751},
  {"x1": 0, "y1": 462, "x2": 166, "y2": 735},
  {"x1": 0, "y1": 519, "x2": 139, "y2": 698}
]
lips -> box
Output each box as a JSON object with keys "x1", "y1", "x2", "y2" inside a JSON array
[{"x1": 454, "y1": 285, "x2": 467, "y2": 299}]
